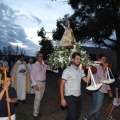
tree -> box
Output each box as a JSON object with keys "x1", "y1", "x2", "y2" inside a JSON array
[
  {"x1": 53, "y1": 0, "x2": 120, "y2": 70},
  {"x1": 37, "y1": 27, "x2": 54, "y2": 60},
  {"x1": 37, "y1": 27, "x2": 46, "y2": 39},
  {"x1": 52, "y1": 14, "x2": 75, "y2": 41},
  {"x1": 52, "y1": 18, "x2": 65, "y2": 40},
  {"x1": 2, "y1": 47, "x2": 7, "y2": 55},
  {"x1": 15, "y1": 46, "x2": 19, "y2": 55},
  {"x1": 7, "y1": 45, "x2": 13, "y2": 56},
  {"x1": 0, "y1": 49, "x2": 3, "y2": 56},
  {"x1": 7, "y1": 45, "x2": 13, "y2": 60}
]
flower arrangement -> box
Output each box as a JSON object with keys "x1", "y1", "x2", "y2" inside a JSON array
[{"x1": 49, "y1": 42, "x2": 90, "y2": 68}]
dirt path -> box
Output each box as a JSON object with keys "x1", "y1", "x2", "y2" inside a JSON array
[{"x1": 16, "y1": 72, "x2": 120, "y2": 120}]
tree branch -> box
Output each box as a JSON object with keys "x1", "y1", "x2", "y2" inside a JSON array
[
  {"x1": 106, "y1": 38, "x2": 116, "y2": 43},
  {"x1": 100, "y1": 40, "x2": 116, "y2": 50}
]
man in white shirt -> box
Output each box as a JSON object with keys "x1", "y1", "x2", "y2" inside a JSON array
[{"x1": 60, "y1": 53, "x2": 91, "y2": 120}]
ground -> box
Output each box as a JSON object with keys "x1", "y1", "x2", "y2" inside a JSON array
[{"x1": 16, "y1": 72, "x2": 120, "y2": 120}]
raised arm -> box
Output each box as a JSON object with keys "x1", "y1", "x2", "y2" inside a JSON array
[{"x1": 82, "y1": 69, "x2": 91, "y2": 83}]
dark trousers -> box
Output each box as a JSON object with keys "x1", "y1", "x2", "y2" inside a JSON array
[{"x1": 65, "y1": 95, "x2": 82, "y2": 120}]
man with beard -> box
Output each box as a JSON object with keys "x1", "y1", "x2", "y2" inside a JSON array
[{"x1": 60, "y1": 52, "x2": 91, "y2": 120}]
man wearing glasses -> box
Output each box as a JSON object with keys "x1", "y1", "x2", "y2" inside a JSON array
[{"x1": 30, "y1": 52, "x2": 50, "y2": 120}]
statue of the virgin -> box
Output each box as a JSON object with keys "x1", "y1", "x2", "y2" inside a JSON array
[{"x1": 58, "y1": 19, "x2": 76, "y2": 47}]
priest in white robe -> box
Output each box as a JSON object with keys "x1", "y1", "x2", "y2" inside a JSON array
[{"x1": 11, "y1": 55, "x2": 30, "y2": 102}]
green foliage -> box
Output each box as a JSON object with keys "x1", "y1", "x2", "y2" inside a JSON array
[
  {"x1": 68, "y1": 0, "x2": 120, "y2": 49},
  {"x1": 52, "y1": 14, "x2": 71, "y2": 41},
  {"x1": 68, "y1": 0, "x2": 120, "y2": 70},
  {"x1": 49, "y1": 42, "x2": 90, "y2": 68},
  {"x1": 38, "y1": 27, "x2": 54, "y2": 60},
  {"x1": 38, "y1": 27, "x2": 46, "y2": 39},
  {"x1": 39, "y1": 39, "x2": 54, "y2": 60},
  {"x1": 52, "y1": 18, "x2": 65, "y2": 40}
]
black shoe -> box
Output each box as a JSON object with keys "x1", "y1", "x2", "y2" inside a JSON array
[
  {"x1": 21, "y1": 100, "x2": 26, "y2": 104},
  {"x1": 34, "y1": 116, "x2": 38, "y2": 120},
  {"x1": 38, "y1": 113, "x2": 42, "y2": 117}
]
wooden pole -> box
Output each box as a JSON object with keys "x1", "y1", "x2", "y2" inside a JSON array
[{"x1": 0, "y1": 67, "x2": 11, "y2": 120}]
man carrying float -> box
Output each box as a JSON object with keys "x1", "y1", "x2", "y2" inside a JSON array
[{"x1": 82, "y1": 54, "x2": 113, "y2": 120}]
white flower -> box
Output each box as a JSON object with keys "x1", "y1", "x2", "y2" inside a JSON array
[
  {"x1": 81, "y1": 50, "x2": 86, "y2": 54},
  {"x1": 49, "y1": 42, "x2": 91, "y2": 68},
  {"x1": 81, "y1": 57, "x2": 85, "y2": 61},
  {"x1": 71, "y1": 45, "x2": 77, "y2": 53},
  {"x1": 58, "y1": 51, "x2": 63, "y2": 54},
  {"x1": 58, "y1": 56, "x2": 64, "y2": 63}
]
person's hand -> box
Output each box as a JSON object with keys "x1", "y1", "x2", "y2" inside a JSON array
[
  {"x1": 3, "y1": 85, "x2": 8, "y2": 92},
  {"x1": 6, "y1": 97, "x2": 12, "y2": 103},
  {"x1": 19, "y1": 69, "x2": 26, "y2": 73},
  {"x1": 86, "y1": 65, "x2": 91, "y2": 69},
  {"x1": 103, "y1": 63, "x2": 108, "y2": 68},
  {"x1": 19, "y1": 70, "x2": 23, "y2": 73},
  {"x1": 61, "y1": 98, "x2": 67, "y2": 107},
  {"x1": 34, "y1": 85, "x2": 39, "y2": 91},
  {"x1": 109, "y1": 91, "x2": 112, "y2": 98},
  {"x1": 116, "y1": 98, "x2": 119, "y2": 104}
]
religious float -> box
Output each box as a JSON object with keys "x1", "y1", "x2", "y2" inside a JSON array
[{"x1": 49, "y1": 19, "x2": 114, "y2": 91}]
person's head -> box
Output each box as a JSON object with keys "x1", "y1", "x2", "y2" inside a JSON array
[
  {"x1": 71, "y1": 53, "x2": 81, "y2": 67},
  {"x1": 29, "y1": 58, "x2": 33, "y2": 64},
  {"x1": 36, "y1": 52, "x2": 43, "y2": 63},
  {"x1": 19, "y1": 55, "x2": 25, "y2": 62},
  {"x1": 98, "y1": 54, "x2": 107, "y2": 64},
  {"x1": 64, "y1": 19, "x2": 70, "y2": 28},
  {"x1": 2, "y1": 75, "x2": 11, "y2": 87},
  {"x1": 2, "y1": 55, "x2": 7, "y2": 61},
  {"x1": 14, "y1": 56, "x2": 18, "y2": 61}
]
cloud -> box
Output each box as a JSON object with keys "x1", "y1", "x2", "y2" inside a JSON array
[
  {"x1": 31, "y1": 15, "x2": 41, "y2": 25},
  {"x1": 0, "y1": 2, "x2": 40, "y2": 56}
]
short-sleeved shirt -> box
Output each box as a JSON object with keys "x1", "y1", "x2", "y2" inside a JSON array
[
  {"x1": 0, "y1": 60, "x2": 8, "y2": 68},
  {"x1": 0, "y1": 86, "x2": 17, "y2": 117},
  {"x1": 113, "y1": 79, "x2": 120, "y2": 98},
  {"x1": 61, "y1": 65, "x2": 85, "y2": 97},
  {"x1": 93, "y1": 65, "x2": 111, "y2": 93}
]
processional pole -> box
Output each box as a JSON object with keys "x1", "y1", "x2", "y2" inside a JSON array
[{"x1": 0, "y1": 67, "x2": 11, "y2": 120}]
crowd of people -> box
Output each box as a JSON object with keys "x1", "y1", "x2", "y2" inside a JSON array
[{"x1": 0, "y1": 53, "x2": 120, "y2": 120}]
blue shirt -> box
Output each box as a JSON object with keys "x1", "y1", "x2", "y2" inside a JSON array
[
  {"x1": 0, "y1": 86, "x2": 17, "y2": 117},
  {"x1": 113, "y1": 79, "x2": 120, "y2": 98}
]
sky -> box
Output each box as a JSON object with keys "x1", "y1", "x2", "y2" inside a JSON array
[{"x1": 0, "y1": 0, "x2": 74, "y2": 56}]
